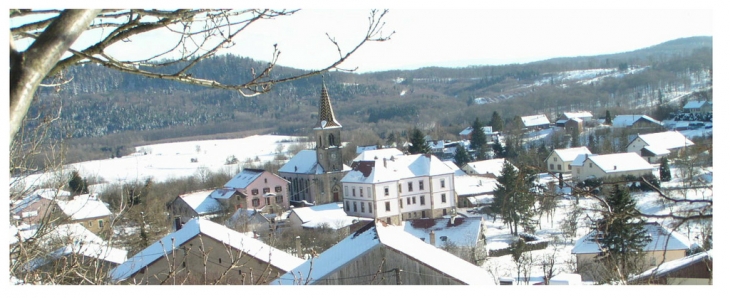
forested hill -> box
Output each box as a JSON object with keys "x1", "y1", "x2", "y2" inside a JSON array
[{"x1": 30, "y1": 36, "x2": 712, "y2": 164}]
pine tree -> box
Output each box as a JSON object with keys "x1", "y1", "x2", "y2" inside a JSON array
[
  {"x1": 599, "y1": 185, "x2": 647, "y2": 278},
  {"x1": 558, "y1": 172, "x2": 564, "y2": 189},
  {"x1": 491, "y1": 162, "x2": 536, "y2": 235},
  {"x1": 605, "y1": 110, "x2": 613, "y2": 125},
  {"x1": 408, "y1": 127, "x2": 430, "y2": 154},
  {"x1": 570, "y1": 128, "x2": 581, "y2": 147},
  {"x1": 470, "y1": 117, "x2": 488, "y2": 160},
  {"x1": 490, "y1": 111, "x2": 504, "y2": 132},
  {"x1": 454, "y1": 143, "x2": 472, "y2": 167},
  {"x1": 659, "y1": 157, "x2": 671, "y2": 182},
  {"x1": 492, "y1": 141, "x2": 504, "y2": 159}
]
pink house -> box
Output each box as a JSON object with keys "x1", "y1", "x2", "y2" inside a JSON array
[{"x1": 225, "y1": 169, "x2": 290, "y2": 213}]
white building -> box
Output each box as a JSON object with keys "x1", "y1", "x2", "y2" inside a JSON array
[
  {"x1": 571, "y1": 152, "x2": 653, "y2": 182},
  {"x1": 341, "y1": 150, "x2": 457, "y2": 225},
  {"x1": 626, "y1": 131, "x2": 695, "y2": 163}
]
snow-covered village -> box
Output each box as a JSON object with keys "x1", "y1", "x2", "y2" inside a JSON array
[
  {"x1": 8, "y1": 9, "x2": 716, "y2": 288},
  {"x1": 9, "y1": 78, "x2": 713, "y2": 286}
]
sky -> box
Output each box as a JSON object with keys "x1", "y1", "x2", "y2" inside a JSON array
[{"x1": 6, "y1": 1, "x2": 719, "y2": 74}]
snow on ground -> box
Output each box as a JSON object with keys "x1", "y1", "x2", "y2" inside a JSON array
[{"x1": 15, "y1": 134, "x2": 310, "y2": 191}]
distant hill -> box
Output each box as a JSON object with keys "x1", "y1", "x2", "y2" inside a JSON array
[{"x1": 27, "y1": 36, "x2": 712, "y2": 166}]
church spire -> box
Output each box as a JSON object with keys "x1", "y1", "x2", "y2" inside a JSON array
[{"x1": 316, "y1": 79, "x2": 341, "y2": 129}]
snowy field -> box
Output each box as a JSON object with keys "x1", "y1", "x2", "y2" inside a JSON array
[{"x1": 13, "y1": 135, "x2": 310, "y2": 193}]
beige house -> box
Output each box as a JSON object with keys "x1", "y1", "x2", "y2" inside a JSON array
[
  {"x1": 630, "y1": 250, "x2": 712, "y2": 285},
  {"x1": 110, "y1": 218, "x2": 305, "y2": 285},
  {"x1": 570, "y1": 152, "x2": 653, "y2": 182},
  {"x1": 572, "y1": 222, "x2": 692, "y2": 282},
  {"x1": 545, "y1": 146, "x2": 592, "y2": 174},
  {"x1": 271, "y1": 221, "x2": 495, "y2": 285},
  {"x1": 55, "y1": 194, "x2": 113, "y2": 235}
]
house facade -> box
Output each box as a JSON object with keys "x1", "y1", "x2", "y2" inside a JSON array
[
  {"x1": 570, "y1": 152, "x2": 653, "y2": 182},
  {"x1": 545, "y1": 146, "x2": 592, "y2": 174},
  {"x1": 11, "y1": 189, "x2": 70, "y2": 226},
  {"x1": 403, "y1": 217, "x2": 487, "y2": 264},
  {"x1": 341, "y1": 151, "x2": 457, "y2": 225},
  {"x1": 110, "y1": 218, "x2": 304, "y2": 285},
  {"x1": 224, "y1": 168, "x2": 289, "y2": 213},
  {"x1": 278, "y1": 81, "x2": 350, "y2": 205},
  {"x1": 168, "y1": 190, "x2": 227, "y2": 230},
  {"x1": 610, "y1": 115, "x2": 663, "y2": 129},
  {"x1": 55, "y1": 194, "x2": 113, "y2": 235},
  {"x1": 630, "y1": 250, "x2": 712, "y2": 285},
  {"x1": 683, "y1": 100, "x2": 712, "y2": 113}
]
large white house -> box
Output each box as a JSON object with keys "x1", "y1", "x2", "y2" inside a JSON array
[
  {"x1": 545, "y1": 146, "x2": 592, "y2": 174},
  {"x1": 341, "y1": 150, "x2": 457, "y2": 225},
  {"x1": 626, "y1": 131, "x2": 694, "y2": 163},
  {"x1": 571, "y1": 152, "x2": 653, "y2": 182}
]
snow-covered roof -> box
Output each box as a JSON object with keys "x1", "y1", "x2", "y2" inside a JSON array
[
  {"x1": 551, "y1": 147, "x2": 592, "y2": 163},
  {"x1": 343, "y1": 154, "x2": 453, "y2": 184},
  {"x1": 224, "y1": 169, "x2": 264, "y2": 189},
  {"x1": 351, "y1": 148, "x2": 404, "y2": 162},
  {"x1": 464, "y1": 158, "x2": 512, "y2": 176},
  {"x1": 278, "y1": 150, "x2": 323, "y2": 174},
  {"x1": 459, "y1": 126, "x2": 493, "y2": 136},
  {"x1": 271, "y1": 221, "x2": 494, "y2": 285},
  {"x1": 563, "y1": 111, "x2": 593, "y2": 119},
  {"x1": 290, "y1": 202, "x2": 371, "y2": 229},
  {"x1": 442, "y1": 161, "x2": 466, "y2": 176},
  {"x1": 642, "y1": 146, "x2": 671, "y2": 156},
  {"x1": 55, "y1": 194, "x2": 112, "y2": 220},
  {"x1": 355, "y1": 145, "x2": 379, "y2": 154},
  {"x1": 520, "y1": 114, "x2": 550, "y2": 127},
  {"x1": 110, "y1": 218, "x2": 305, "y2": 282},
  {"x1": 683, "y1": 100, "x2": 710, "y2": 109},
  {"x1": 570, "y1": 154, "x2": 591, "y2": 167},
  {"x1": 581, "y1": 153, "x2": 653, "y2": 173},
  {"x1": 209, "y1": 188, "x2": 238, "y2": 200},
  {"x1": 178, "y1": 190, "x2": 224, "y2": 215},
  {"x1": 611, "y1": 115, "x2": 661, "y2": 128},
  {"x1": 403, "y1": 217, "x2": 484, "y2": 247},
  {"x1": 571, "y1": 222, "x2": 692, "y2": 254},
  {"x1": 466, "y1": 194, "x2": 494, "y2": 205},
  {"x1": 635, "y1": 131, "x2": 695, "y2": 151},
  {"x1": 12, "y1": 188, "x2": 71, "y2": 213},
  {"x1": 631, "y1": 250, "x2": 712, "y2": 282},
  {"x1": 26, "y1": 242, "x2": 128, "y2": 271},
  {"x1": 454, "y1": 175, "x2": 498, "y2": 196}
]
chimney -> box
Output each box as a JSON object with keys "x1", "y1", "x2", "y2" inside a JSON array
[
  {"x1": 614, "y1": 165, "x2": 617, "y2": 170},
  {"x1": 295, "y1": 236, "x2": 302, "y2": 258},
  {"x1": 383, "y1": 157, "x2": 387, "y2": 168},
  {"x1": 174, "y1": 217, "x2": 182, "y2": 231},
  {"x1": 429, "y1": 230, "x2": 436, "y2": 246}
]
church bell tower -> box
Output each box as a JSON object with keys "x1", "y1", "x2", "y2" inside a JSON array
[{"x1": 314, "y1": 80, "x2": 343, "y2": 172}]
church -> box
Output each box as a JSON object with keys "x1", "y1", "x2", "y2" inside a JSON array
[{"x1": 278, "y1": 80, "x2": 351, "y2": 205}]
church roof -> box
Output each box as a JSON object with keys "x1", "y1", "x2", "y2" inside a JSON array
[{"x1": 314, "y1": 81, "x2": 341, "y2": 129}]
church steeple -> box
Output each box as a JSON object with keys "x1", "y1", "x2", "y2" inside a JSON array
[{"x1": 315, "y1": 80, "x2": 341, "y2": 129}]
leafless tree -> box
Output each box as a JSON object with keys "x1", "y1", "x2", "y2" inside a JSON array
[{"x1": 10, "y1": 9, "x2": 393, "y2": 145}]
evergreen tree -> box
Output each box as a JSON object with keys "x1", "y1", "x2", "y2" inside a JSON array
[
  {"x1": 408, "y1": 127, "x2": 430, "y2": 154},
  {"x1": 659, "y1": 157, "x2": 672, "y2": 182},
  {"x1": 454, "y1": 143, "x2": 472, "y2": 167},
  {"x1": 588, "y1": 133, "x2": 599, "y2": 154},
  {"x1": 492, "y1": 141, "x2": 504, "y2": 159},
  {"x1": 605, "y1": 110, "x2": 613, "y2": 125},
  {"x1": 68, "y1": 170, "x2": 88, "y2": 195},
  {"x1": 470, "y1": 117, "x2": 488, "y2": 160},
  {"x1": 491, "y1": 162, "x2": 537, "y2": 236},
  {"x1": 570, "y1": 128, "x2": 581, "y2": 147},
  {"x1": 598, "y1": 185, "x2": 647, "y2": 279},
  {"x1": 558, "y1": 172, "x2": 564, "y2": 189},
  {"x1": 490, "y1": 111, "x2": 504, "y2": 132}
]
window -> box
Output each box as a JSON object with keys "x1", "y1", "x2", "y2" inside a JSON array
[
  {"x1": 408, "y1": 182, "x2": 413, "y2": 192},
  {"x1": 359, "y1": 187, "x2": 363, "y2": 197},
  {"x1": 440, "y1": 179, "x2": 445, "y2": 188},
  {"x1": 398, "y1": 184, "x2": 402, "y2": 193},
  {"x1": 568, "y1": 165, "x2": 572, "y2": 170},
  {"x1": 263, "y1": 187, "x2": 270, "y2": 194},
  {"x1": 264, "y1": 178, "x2": 268, "y2": 183},
  {"x1": 443, "y1": 209, "x2": 447, "y2": 216},
  {"x1": 384, "y1": 187, "x2": 389, "y2": 196},
  {"x1": 367, "y1": 187, "x2": 371, "y2": 198},
  {"x1": 361, "y1": 202, "x2": 365, "y2": 213},
  {"x1": 407, "y1": 197, "x2": 411, "y2": 205},
  {"x1": 276, "y1": 195, "x2": 283, "y2": 204},
  {"x1": 354, "y1": 203, "x2": 358, "y2": 212},
  {"x1": 557, "y1": 164, "x2": 562, "y2": 170},
  {"x1": 275, "y1": 186, "x2": 282, "y2": 192},
  {"x1": 345, "y1": 201, "x2": 350, "y2": 212},
  {"x1": 553, "y1": 157, "x2": 557, "y2": 162},
  {"x1": 589, "y1": 163, "x2": 592, "y2": 168},
  {"x1": 420, "y1": 196, "x2": 425, "y2": 205},
  {"x1": 550, "y1": 164, "x2": 554, "y2": 170},
  {"x1": 385, "y1": 202, "x2": 391, "y2": 211},
  {"x1": 219, "y1": 258, "x2": 222, "y2": 264},
  {"x1": 369, "y1": 202, "x2": 373, "y2": 213},
  {"x1": 88, "y1": 221, "x2": 92, "y2": 227},
  {"x1": 419, "y1": 180, "x2": 424, "y2": 190},
  {"x1": 441, "y1": 193, "x2": 446, "y2": 203},
  {"x1": 251, "y1": 189, "x2": 259, "y2": 195},
  {"x1": 421, "y1": 211, "x2": 426, "y2": 218},
  {"x1": 98, "y1": 220, "x2": 104, "y2": 228},
  {"x1": 345, "y1": 186, "x2": 349, "y2": 196},
  {"x1": 577, "y1": 168, "x2": 581, "y2": 174},
  {"x1": 252, "y1": 198, "x2": 260, "y2": 207},
  {"x1": 352, "y1": 187, "x2": 356, "y2": 197},
  {"x1": 399, "y1": 199, "x2": 403, "y2": 208}
]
